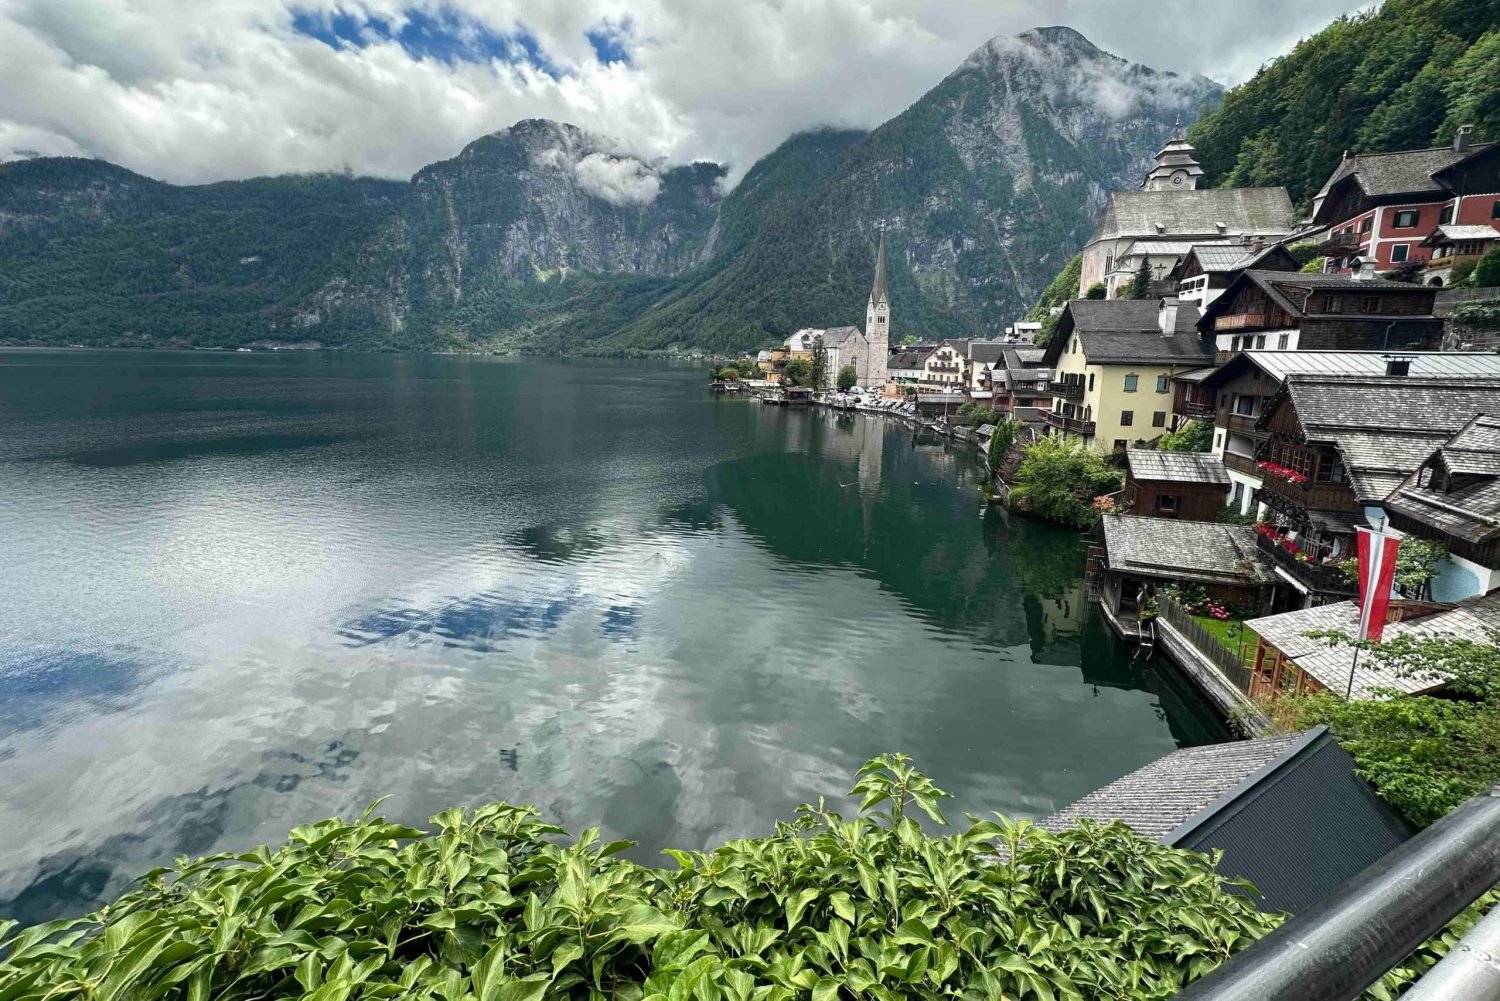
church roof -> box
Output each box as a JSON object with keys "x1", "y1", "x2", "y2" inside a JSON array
[
  {"x1": 819, "y1": 325, "x2": 866, "y2": 348},
  {"x1": 870, "y1": 232, "x2": 889, "y2": 306},
  {"x1": 1089, "y1": 188, "x2": 1295, "y2": 245}
]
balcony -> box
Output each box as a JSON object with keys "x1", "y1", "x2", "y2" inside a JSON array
[
  {"x1": 1215, "y1": 313, "x2": 1267, "y2": 331},
  {"x1": 1043, "y1": 410, "x2": 1096, "y2": 436},
  {"x1": 1177, "y1": 400, "x2": 1215, "y2": 420},
  {"x1": 1256, "y1": 471, "x2": 1359, "y2": 513},
  {"x1": 1255, "y1": 532, "x2": 1357, "y2": 597},
  {"x1": 1048, "y1": 381, "x2": 1084, "y2": 399},
  {"x1": 1224, "y1": 412, "x2": 1260, "y2": 434},
  {"x1": 1222, "y1": 450, "x2": 1261, "y2": 476}
]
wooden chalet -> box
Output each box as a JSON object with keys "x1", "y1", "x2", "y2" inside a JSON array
[
  {"x1": 1174, "y1": 241, "x2": 1300, "y2": 308},
  {"x1": 1122, "y1": 448, "x2": 1230, "y2": 521}
]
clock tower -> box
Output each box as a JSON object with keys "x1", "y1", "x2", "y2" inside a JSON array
[{"x1": 1141, "y1": 117, "x2": 1205, "y2": 192}]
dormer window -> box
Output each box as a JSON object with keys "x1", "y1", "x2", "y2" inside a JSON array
[{"x1": 1419, "y1": 465, "x2": 1434, "y2": 488}]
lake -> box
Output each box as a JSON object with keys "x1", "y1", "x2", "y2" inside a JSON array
[{"x1": 0, "y1": 350, "x2": 1227, "y2": 923}]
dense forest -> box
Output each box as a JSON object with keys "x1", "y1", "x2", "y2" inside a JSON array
[{"x1": 1189, "y1": 0, "x2": 1500, "y2": 207}]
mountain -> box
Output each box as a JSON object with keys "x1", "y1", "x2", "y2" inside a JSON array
[
  {"x1": 0, "y1": 27, "x2": 1218, "y2": 354},
  {"x1": 1189, "y1": 0, "x2": 1500, "y2": 208}
]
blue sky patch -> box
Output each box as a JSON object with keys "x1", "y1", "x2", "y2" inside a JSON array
[
  {"x1": 586, "y1": 20, "x2": 633, "y2": 66},
  {"x1": 291, "y1": 5, "x2": 563, "y2": 75}
]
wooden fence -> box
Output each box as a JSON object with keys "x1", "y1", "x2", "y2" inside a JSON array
[{"x1": 1157, "y1": 596, "x2": 1256, "y2": 696}]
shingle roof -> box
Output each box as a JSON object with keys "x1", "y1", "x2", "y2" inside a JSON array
[
  {"x1": 820, "y1": 325, "x2": 865, "y2": 348},
  {"x1": 1126, "y1": 448, "x2": 1230, "y2": 484},
  {"x1": 1043, "y1": 732, "x2": 1306, "y2": 841},
  {"x1": 1101, "y1": 515, "x2": 1270, "y2": 585},
  {"x1": 1198, "y1": 272, "x2": 1438, "y2": 332},
  {"x1": 916, "y1": 393, "x2": 965, "y2": 404},
  {"x1": 887, "y1": 349, "x2": 932, "y2": 370},
  {"x1": 1045, "y1": 299, "x2": 1215, "y2": 367},
  {"x1": 1090, "y1": 188, "x2": 1296, "y2": 243},
  {"x1": 1427, "y1": 224, "x2": 1500, "y2": 243},
  {"x1": 1206, "y1": 350, "x2": 1500, "y2": 386},
  {"x1": 1044, "y1": 727, "x2": 1412, "y2": 914},
  {"x1": 1276, "y1": 376, "x2": 1500, "y2": 502},
  {"x1": 1384, "y1": 415, "x2": 1500, "y2": 544},
  {"x1": 968, "y1": 341, "x2": 1008, "y2": 365},
  {"x1": 1246, "y1": 589, "x2": 1500, "y2": 699},
  {"x1": 1316, "y1": 144, "x2": 1495, "y2": 203}
]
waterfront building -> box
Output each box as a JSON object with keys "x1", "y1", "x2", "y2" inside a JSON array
[
  {"x1": 1198, "y1": 350, "x2": 1500, "y2": 516},
  {"x1": 1311, "y1": 126, "x2": 1500, "y2": 281},
  {"x1": 1196, "y1": 265, "x2": 1443, "y2": 361},
  {"x1": 1245, "y1": 589, "x2": 1500, "y2": 701},
  {"x1": 990, "y1": 346, "x2": 1052, "y2": 425},
  {"x1": 1043, "y1": 726, "x2": 1411, "y2": 914},
  {"x1": 964, "y1": 341, "x2": 1008, "y2": 400},
  {"x1": 1079, "y1": 129, "x2": 1294, "y2": 298},
  {"x1": 1121, "y1": 449, "x2": 1230, "y2": 521},
  {"x1": 920, "y1": 339, "x2": 969, "y2": 389},
  {"x1": 886, "y1": 346, "x2": 934, "y2": 385},
  {"x1": 1040, "y1": 298, "x2": 1214, "y2": 452},
  {"x1": 1248, "y1": 374, "x2": 1500, "y2": 609},
  {"x1": 1092, "y1": 515, "x2": 1271, "y2": 636}
]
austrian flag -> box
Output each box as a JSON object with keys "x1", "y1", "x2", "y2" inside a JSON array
[{"x1": 1355, "y1": 528, "x2": 1401, "y2": 643}]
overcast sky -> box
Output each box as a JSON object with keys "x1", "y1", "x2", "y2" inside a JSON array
[{"x1": 0, "y1": 0, "x2": 1375, "y2": 186}]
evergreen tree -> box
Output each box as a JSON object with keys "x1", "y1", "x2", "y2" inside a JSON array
[
  {"x1": 836, "y1": 364, "x2": 858, "y2": 391},
  {"x1": 1474, "y1": 246, "x2": 1500, "y2": 289},
  {"x1": 1125, "y1": 260, "x2": 1153, "y2": 300}
]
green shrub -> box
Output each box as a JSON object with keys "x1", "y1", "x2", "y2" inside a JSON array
[
  {"x1": 1154, "y1": 419, "x2": 1213, "y2": 453},
  {"x1": 836, "y1": 365, "x2": 858, "y2": 392},
  {"x1": 1009, "y1": 436, "x2": 1122, "y2": 528},
  {"x1": 0, "y1": 756, "x2": 1285, "y2": 1001},
  {"x1": 1083, "y1": 283, "x2": 1107, "y2": 300}
]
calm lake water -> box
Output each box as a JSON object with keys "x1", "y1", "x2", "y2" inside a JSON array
[{"x1": 0, "y1": 350, "x2": 1227, "y2": 923}]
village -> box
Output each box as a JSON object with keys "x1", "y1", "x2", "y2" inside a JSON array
[{"x1": 707, "y1": 123, "x2": 1500, "y2": 903}]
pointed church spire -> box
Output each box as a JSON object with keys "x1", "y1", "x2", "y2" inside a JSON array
[{"x1": 870, "y1": 231, "x2": 888, "y2": 306}]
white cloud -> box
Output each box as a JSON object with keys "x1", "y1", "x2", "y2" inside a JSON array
[
  {"x1": 0, "y1": 0, "x2": 1374, "y2": 186},
  {"x1": 571, "y1": 151, "x2": 661, "y2": 205}
]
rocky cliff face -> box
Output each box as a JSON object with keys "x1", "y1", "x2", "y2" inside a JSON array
[
  {"x1": 0, "y1": 27, "x2": 1222, "y2": 354},
  {"x1": 606, "y1": 26, "x2": 1223, "y2": 352}
]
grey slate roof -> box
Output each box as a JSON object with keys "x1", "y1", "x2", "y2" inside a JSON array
[
  {"x1": 887, "y1": 349, "x2": 932, "y2": 371},
  {"x1": 1384, "y1": 415, "x2": 1500, "y2": 544},
  {"x1": 1199, "y1": 271, "x2": 1438, "y2": 331},
  {"x1": 1246, "y1": 589, "x2": 1500, "y2": 699},
  {"x1": 1426, "y1": 224, "x2": 1500, "y2": 243},
  {"x1": 1316, "y1": 144, "x2": 1495, "y2": 203},
  {"x1": 1044, "y1": 299, "x2": 1215, "y2": 367},
  {"x1": 1101, "y1": 515, "x2": 1269, "y2": 585},
  {"x1": 967, "y1": 341, "x2": 1008, "y2": 365},
  {"x1": 1090, "y1": 188, "x2": 1295, "y2": 243},
  {"x1": 820, "y1": 325, "x2": 866, "y2": 348},
  {"x1": 1276, "y1": 376, "x2": 1500, "y2": 502},
  {"x1": 1206, "y1": 350, "x2": 1500, "y2": 386},
  {"x1": 1043, "y1": 727, "x2": 1412, "y2": 914},
  {"x1": 1125, "y1": 448, "x2": 1230, "y2": 484}
]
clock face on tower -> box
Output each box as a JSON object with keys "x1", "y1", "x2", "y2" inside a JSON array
[{"x1": 1171, "y1": 172, "x2": 1186, "y2": 187}]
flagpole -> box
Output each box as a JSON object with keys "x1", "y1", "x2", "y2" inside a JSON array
[{"x1": 1346, "y1": 645, "x2": 1359, "y2": 700}]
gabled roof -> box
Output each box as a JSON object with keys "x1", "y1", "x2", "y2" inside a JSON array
[
  {"x1": 1247, "y1": 589, "x2": 1500, "y2": 699},
  {"x1": 1089, "y1": 187, "x2": 1295, "y2": 244},
  {"x1": 1314, "y1": 143, "x2": 1497, "y2": 220},
  {"x1": 1203, "y1": 349, "x2": 1500, "y2": 388},
  {"x1": 1197, "y1": 270, "x2": 1438, "y2": 331},
  {"x1": 1262, "y1": 375, "x2": 1500, "y2": 501},
  {"x1": 887, "y1": 347, "x2": 936, "y2": 370},
  {"x1": 1101, "y1": 515, "x2": 1269, "y2": 586},
  {"x1": 1043, "y1": 299, "x2": 1213, "y2": 368},
  {"x1": 1384, "y1": 414, "x2": 1500, "y2": 544},
  {"x1": 818, "y1": 325, "x2": 866, "y2": 349},
  {"x1": 1422, "y1": 224, "x2": 1500, "y2": 245},
  {"x1": 967, "y1": 341, "x2": 1008, "y2": 365},
  {"x1": 1043, "y1": 727, "x2": 1412, "y2": 914},
  {"x1": 1125, "y1": 448, "x2": 1230, "y2": 485}
]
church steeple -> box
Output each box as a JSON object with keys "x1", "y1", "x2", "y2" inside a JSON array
[
  {"x1": 1141, "y1": 116, "x2": 1205, "y2": 191},
  {"x1": 869, "y1": 231, "x2": 889, "y2": 307},
  {"x1": 865, "y1": 230, "x2": 889, "y2": 386}
]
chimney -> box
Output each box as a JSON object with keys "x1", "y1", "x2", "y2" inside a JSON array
[
  {"x1": 1352, "y1": 256, "x2": 1378, "y2": 282},
  {"x1": 1159, "y1": 298, "x2": 1179, "y2": 335},
  {"x1": 1456, "y1": 125, "x2": 1475, "y2": 153},
  {"x1": 1251, "y1": 237, "x2": 1266, "y2": 253}
]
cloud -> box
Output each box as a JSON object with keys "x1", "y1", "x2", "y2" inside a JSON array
[
  {"x1": 570, "y1": 151, "x2": 660, "y2": 205},
  {"x1": 0, "y1": 0, "x2": 1374, "y2": 186}
]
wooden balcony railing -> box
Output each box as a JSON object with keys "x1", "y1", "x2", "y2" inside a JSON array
[
  {"x1": 1177, "y1": 400, "x2": 1216, "y2": 420},
  {"x1": 1222, "y1": 450, "x2": 1260, "y2": 476},
  {"x1": 1048, "y1": 381, "x2": 1084, "y2": 399},
  {"x1": 1255, "y1": 532, "x2": 1357, "y2": 596},
  {"x1": 1215, "y1": 313, "x2": 1267, "y2": 331},
  {"x1": 1043, "y1": 410, "x2": 1096, "y2": 436}
]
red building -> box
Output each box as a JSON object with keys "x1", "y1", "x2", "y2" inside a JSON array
[{"x1": 1312, "y1": 126, "x2": 1500, "y2": 283}]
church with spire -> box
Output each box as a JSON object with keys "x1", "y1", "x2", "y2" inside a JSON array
[
  {"x1": 1076, "y1": 122, "x2": 1294, "y2": 298},
  {"x1": 777, "y1": 231, "x2": 892, "y2": 389},
  {"x1": 863, "y1": 232, "x2": 889, "y2": 386}
]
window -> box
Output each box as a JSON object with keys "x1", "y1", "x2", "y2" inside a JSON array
[
  {"x1": 1419, "y1": 465, "x2": 1433, "y2": 488},
  {"x1": 1113, "y1": 439, "x2": 1127, "y2": 452},
  {"x1": 1360, "y1": 216, "x2": 1373, "y2": 234},
  {"x1": 1156, "y1": 374, "x2": 1168, "y2": 393},
  {"x1": 1362, "y1": 295, "x2": 1380, "y2": 313},
  {"x1": 1216, "y1": 432, "x2": 1225, "y2": 451},
  {"x1": 1440, "y1": 204, "x2": 1455, "y2": 225},
  {"x1": 1234, "y1": 394, "x2": 1256, "y2": 417},
  {"x1": 1154, "y1": 494, "x2": 1180, "y2": 514},
  {"x1": 1123, "y1": 374, "x2": 1139, "y2": 392},
  {"x1": 1120, "y1": 410, "x2": 1135, "y2": 427},
  {"x1": 1152, "y1": 411, "x2": 1166, "y2": 427},
  {"x1": 1326, "y1": 294, "x2": 1343, "y2": 313},
  {"x1": 1314, "y1": 446, "x2": 1347, "y2": 484},
  {"x1": 1393, "y1": 210, "x2": 1419, "y2": 229},
  {"x1": 1255, "y1": 334, "x2": 1267, "y2": 349},
  {"x1": 1278, "y1": 333, "x2": 1290, "y2": 349},
  {"x1": 1088, "y1": 373, "x2": 1095, "y2": 391},
  {"x1": 1492, "y1": 200, "x2": 1500, "y2": 220},
  {"x1": 1391, "y1": 244, "x2": 1409, "y2": 263}
]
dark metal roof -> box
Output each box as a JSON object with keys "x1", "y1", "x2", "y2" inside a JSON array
[
  {"x1": 1043, "y1": 299, "x2": 1215, "y2": 367},
  {"x1": 1046, "y1": 727, "x2": 1415, "y2": 914},
  {"x1": 1090, "y1": 187, "x2": 1295, "y2": 243},
  {"x1": 1197, "y1": 270, "x2": 1438, "y2": 331}
]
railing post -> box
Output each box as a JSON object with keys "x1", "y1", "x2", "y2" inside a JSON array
[{"x1": 1173, "y1": 783, "x2": 1500, "y2": 1001}]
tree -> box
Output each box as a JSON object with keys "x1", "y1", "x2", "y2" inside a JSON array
[
  {"x1": 1473, "y1": 246, "x2": 1500, "y2": 289},
  {"x1": 836, "y1": 363, "x2": 858, "y2": 392},
  {"x1": 1124, "y1": 259, "x2": 1153, "y2": 300},
  {"x1": 718, "y1": 365, "x2": 740, "y2": 382},
  {"x1": 987, "y1": 418, "x2": 1024, "y2": 467},
  {"x1": 1155, "y1": 419, "x2": 1213, "y2": 453},
  {"x1": 1083, "y1": 282, "x2": 1107, "y2": 300},
  {"x1": 1024, "y1": 253, "x2": 1083, "y2": 320},
  {"x1": 781, "y1": 357, "x2": 812, "y2": 386},
  {"x1": 1335, "y1": 536, "x2": 1449, "y2": 600},
  {"x1": 1008, "y1": 435, "x2": 1123, "y2": 528},
  {"x1": 809, "y1": 344, "x2": 829, "y2": 390}
]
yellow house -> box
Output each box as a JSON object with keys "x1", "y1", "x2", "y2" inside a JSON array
[{"x1": 1040, "y1": 299, "x2": 1215, "y2": 452}]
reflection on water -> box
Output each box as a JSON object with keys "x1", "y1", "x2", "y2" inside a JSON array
[{"x1": 0, "y1": 350, "x2": 1227, "y2": 925}]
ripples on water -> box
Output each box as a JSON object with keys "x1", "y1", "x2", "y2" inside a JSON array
[{"x1": 0, "y1": 350, "x2": 1227, "y2": 924}]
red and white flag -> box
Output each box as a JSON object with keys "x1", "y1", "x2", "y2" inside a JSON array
[{"x1": 1355, "y1": 527, "x2": 1401, "y2": 643}]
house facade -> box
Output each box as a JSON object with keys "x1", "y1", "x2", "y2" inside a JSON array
[
  {"x1": 1174, "y1": 241, "x2": 1300, "y2": 309},
  {"x1": 1312, "y1": 127, "x2": 1500, "y2": 281},
  {"x1": 1041, "y1": 299, "x2": 1214, "y2": 452},
  {"x1": 1122, "y1": 449, "x2": 1231, "y2": 521},
  {"x1": 921, "y1": 340, "x2": 969, "y2": 389}
]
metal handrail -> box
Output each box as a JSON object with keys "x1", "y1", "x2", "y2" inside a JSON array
[{"x1": 1174, "y1": 783, "x2": 1500, "y2": 1000}]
